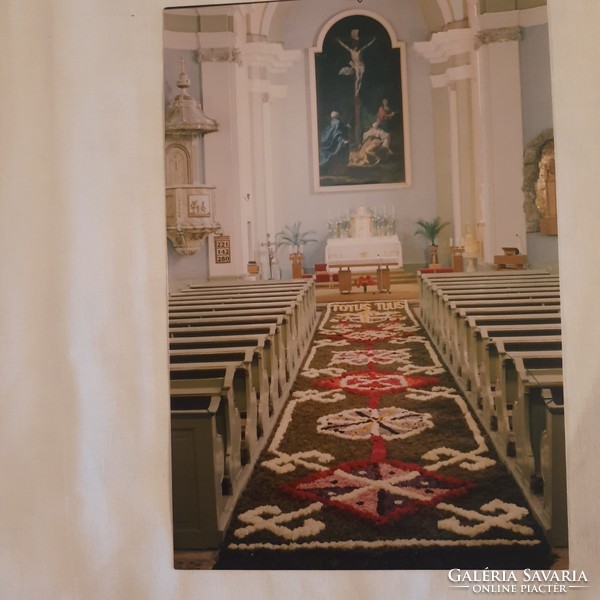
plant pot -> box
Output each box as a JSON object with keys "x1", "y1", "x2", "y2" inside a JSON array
[
  {"x1": 429, "y1": 244, "x2": 439, "y2": 266},
  {"x1": 289, "y1": 252, "x2": 304, "y2": 279}
]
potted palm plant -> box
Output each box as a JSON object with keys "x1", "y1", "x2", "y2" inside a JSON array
[
  {"x1": 275, "y1": 221, "x2": 318, "y2": 278},
  {"x1": 414, "y1": 217, "x2": 449, "y2": 266}
]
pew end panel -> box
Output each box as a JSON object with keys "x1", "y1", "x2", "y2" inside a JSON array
[{"x1": 171, "y1": 397, "x2": 230, "y2": 549}]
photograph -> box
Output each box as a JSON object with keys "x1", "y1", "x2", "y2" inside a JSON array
[{"x1": 2, "y1": 1, "x2": 599, "y2": 599}]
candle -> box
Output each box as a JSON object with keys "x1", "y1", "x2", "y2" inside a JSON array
[{"x1": 450, "y1": 237, "x2": 453, "y2": 248}]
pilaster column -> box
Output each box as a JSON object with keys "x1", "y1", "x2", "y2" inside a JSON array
[
  {"x1": 415, "y1": 30, "x2": 473, "y2": 251},
  {"x1": 198, "y1": 37, "x2": 248, "y2": 277},
  {"x1": 472, "y1": 26, "x2": 527, "y2": 260},
  {"x1": 243, "y1": 42, "x2": 301, "y2": 276}
]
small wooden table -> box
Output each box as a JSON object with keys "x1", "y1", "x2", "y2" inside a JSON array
[{"x1": 330, "y1": 261, "x2": 395, "y2": 294}]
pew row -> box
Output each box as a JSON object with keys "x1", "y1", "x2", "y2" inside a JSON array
[
  {"x1": 169, "y1": 279, "x2": 319, "y2": 550},
  {"x1": 417, "y1": 270, "x2": 567, "y2": 547}
]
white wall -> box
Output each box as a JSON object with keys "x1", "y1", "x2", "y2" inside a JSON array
[
  {"x1": 520, "y1": 24, "x2": 553, "y2": 145},
  {"x1": 1, "y1": 1, "x2": 599, "y2": 599}
]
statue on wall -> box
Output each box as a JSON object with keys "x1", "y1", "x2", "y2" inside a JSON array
[
  {"x1": 522, "y1": 128, "x2": 556, "y2": 234},
  {"x1": 535, "y1": 139, "x2": 558, "y2": 235}
]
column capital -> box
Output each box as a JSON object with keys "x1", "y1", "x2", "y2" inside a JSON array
[
  {"x1": 474, "y1": 27, "x2": 521, "y2": 50},
  {"x1": 197, "y1": 47, "x2": 242, "y2": 65}
]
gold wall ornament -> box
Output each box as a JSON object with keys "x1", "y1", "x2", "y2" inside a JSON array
[
  {"x1": 522, "y1": 129, "x2": 554, "y2": 234},
  {"x1": 474, "y1": 27, "x2": 522, "y2": 50},
  {"x1": 535, "y1": 140, "x2": 558, "y2": 236},
  {"x1": 197, "y1": 47, "x2": 242, "y2": 66}
]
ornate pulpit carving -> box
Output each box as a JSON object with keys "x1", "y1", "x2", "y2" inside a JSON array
[{"x1": 164, "y1": 58, "x2": 221, "y2": 254}]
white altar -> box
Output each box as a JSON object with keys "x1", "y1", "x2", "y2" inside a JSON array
[
  {"x1": 325, "y1": 206, "x2": 402, "y2": 293},
  {"x1": 325, "y1": 206, "x2": 402, "y2": 269},
  {"x1": 325, "y1": 236, "x2": 403, "y2": 269}
]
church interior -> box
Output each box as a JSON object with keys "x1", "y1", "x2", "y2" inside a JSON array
[
  {"x1": 3, "y1": 0, "x2": 600, "y2": 598},
  {"x1": 164, "y1": 0, "x2": 564, "y2": 570}
]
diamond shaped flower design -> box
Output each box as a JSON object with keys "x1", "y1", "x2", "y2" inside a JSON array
[
  {"x1": 317, "y1": 406, "x2": 434, "y2": 440},
  {"x1": 283, "y1": 460, "x2": 474, "y2": 525}
]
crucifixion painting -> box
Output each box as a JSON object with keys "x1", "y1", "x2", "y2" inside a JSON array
[{"x1": 311, "y1": 13, "x2": 410, "y2": 191}]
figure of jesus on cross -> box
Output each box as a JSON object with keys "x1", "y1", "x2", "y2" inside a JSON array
[{"x1": 337, "y1": 29, "x2": 376, "y2": 97}]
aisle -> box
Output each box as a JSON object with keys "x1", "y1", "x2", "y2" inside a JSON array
[{"x1": 215, "y1": 300, "x2": 552, "y2": 570}]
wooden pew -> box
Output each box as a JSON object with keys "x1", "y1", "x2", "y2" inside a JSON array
[
  {"x1": 169, "y1": 279, "x2": 317, "y2": 550},
  {"x1": 170, "y1": 346, "x2": 271, "y2": 438},
  {"x1": 418, "y1": 270, "x2": 555, "y2": 329},
  {"x1": 168, "y1": 322, "x2": 287, "y2": 393},
  {"x1": 426, "y1": 277, "x2": 560, "y2": 335},
  {"x1": 169, "y1": 334, "x2": 281, "y2": 411},
  {"x1": 169, "y1": 300, "x2": 308, "y2": 350},
  {"x1": 170, "y1": 287, "x2": 317, "y2": 341},
  {"x1": 169, "y1": 313, "x2": 298, "y2": 378},
  {"x1": 426, "y1": 293, "x2": 560, "y2": 382},
  {"x1": 481, "y1": 335, "x2": 562, "y2": 431},
  {"x1": 183, "y1": 279, "x2": 316, "y2": 319},
  {"x1": 432, "y1": 286, "x2": 560, "y2": 341},
  {"x1": 171, "y1": 393, "x2": 236, "y2": 549},
  {"x1": 441, "y1": 297, "x2": 561, "y2": 357},
  {"x1": 170, "y1": 362, "x2": 259, "y2": 464},
  {"x1": 447, "y1": 304, "x2": 561, "y2": 369},
  {"x1": 170, "y1": 292, "x2": 306, "y2": 337},
  {"x1": 466, "y1": 321, "x2": 562, "y2": 400},
  {"x1": 418, "y1": 272, "x2": 556, "y2": 332},
  {"x1": 417, "y1": 270, "x2": 567, "y2": 547},
  {"x1": 170, "y1": 369, "x2": 242, "y2": 497},
  {"x1": 511, "y1": 356, "x2": 566, "y2": 546},
  {"x1": 494, "y1": 352, "x2": 562, "y2": 455},
  {"x1": 458, "y1": 312, "x2": 561, "y2": 389}
]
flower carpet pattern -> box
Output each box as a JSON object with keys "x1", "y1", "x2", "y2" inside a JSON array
[{"x1": 215, "y1": 301, "x2": 552, "y2": 570}]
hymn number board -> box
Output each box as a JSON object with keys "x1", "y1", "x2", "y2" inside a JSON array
[{"x1": 214, "y1": 235, "x2": 231, "y2": 264}]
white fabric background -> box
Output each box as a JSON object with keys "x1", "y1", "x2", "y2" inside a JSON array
[{"x1": 0, "y1": 0, "x2": 598, "y2": 598}]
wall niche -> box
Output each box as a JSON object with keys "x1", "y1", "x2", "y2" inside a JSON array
[{"x1": 522, "y1": 128, "x2": 557, "y2": 236}]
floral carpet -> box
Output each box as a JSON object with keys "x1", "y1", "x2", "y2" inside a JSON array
[{"x1": 215, "y1": 301, "x2": 553, "y2": 570}]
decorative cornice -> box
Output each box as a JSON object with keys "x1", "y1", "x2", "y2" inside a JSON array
[
  {"x1": 196, "y1": 47, "x2": 242, "y2": 65},
  {"x1": 430, "y1": 65, "x2": 473, "y2": 89},
  {"x1": 474, "y1": 26, "x2": 522, "y2": 50},
  {"x1": 243, "y1": 42, "x2": 301, "y2": 74},
  {"x1": 413, "y1": 28, "x2": 473, "y2": 64}
]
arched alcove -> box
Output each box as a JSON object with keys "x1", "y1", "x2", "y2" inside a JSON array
[{"x1": 522, "y1": 128, "x2": 554, "y2": 233}]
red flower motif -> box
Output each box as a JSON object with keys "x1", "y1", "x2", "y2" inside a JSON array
[{"x1": 315, "y1": 370, "x2": 439, "y2": 400}]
